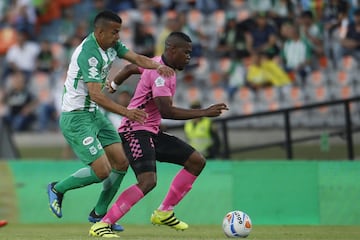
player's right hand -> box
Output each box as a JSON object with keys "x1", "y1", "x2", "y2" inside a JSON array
[
  {"x1": 126, "y1": 108, "x2": 147, "y2": 124},
  {"x1": 205, "y1": 103, "x2": 229, "y2": 117}
]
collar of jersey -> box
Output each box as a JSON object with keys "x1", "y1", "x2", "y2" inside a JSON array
[{"x1": 91, "y1": 32, "x2": 105, "y2": 52}]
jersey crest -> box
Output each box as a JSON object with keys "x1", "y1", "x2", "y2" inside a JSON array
[{"x1": 155, "y1": 76, "x2": 165, "y2": 87}]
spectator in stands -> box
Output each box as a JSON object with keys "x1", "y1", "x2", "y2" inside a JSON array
[
  {"x1": 133, "y1": 21, "x2": 155, "y2": 58},
  {"x1": 246, "y1": 11, "x2": 278, "y2": 58},
  {"x1": 299, "y1": 10, "x2": 324, "y2": 57},
  {"x1": 280, "y1": 23, "x2": 313, "y2": 85},
  {"x1": 341, "y1": 8, "x2": 360, "y2": 64},
  {"x1": 107, "y1": 0, "x2": 136, "y2": 13},
  {"x1": 3, "y1": 29, "x2": 40, "y2": 85},
  {"x1": 322, "y1": 0, "x2": 349, "y2": 68},
  {"x1": 36, "y1": 40, "x2": 55, "y2": 73},
  {"x1": 223, "y1": 52, "x2": 246, "y2": 101},
  {"x1": 87, "y1": 0, "x2": 106, "y2": 33},
  {"x1": 12, "y1": 0, "x2": 37, "y2": 39},
  {"x1": 58, "y1": 7, "x2": 76, "y2": 44},
  {"x1": 246, "y1": 51, "x2": 272, "y2": 90},
  {"x1": 178, "y1": 10, "x2": 207, "y2": 59},
  {"x1": 194, "y1": 0, "x2": 219, "y2": 15},
  {"x1": 268, "y1": 0, "x2": 295, "y2": 30},
  {"x1": 35, "y1": 0, "x2": 62, "y2": 42},
  {"x1": 216, "y1": 13, "x2": 249, "y2": 58},
  {"x1": 3, "y1": 72, "x2": 38, "y2": 132},
  {"x1": 246, "y1": 51, "x2": 291, "y2": 90},
  {"x1": 184, "y1": 101, "x2": 221, "y2": 159},
  {"x1": 155, "y1": 11, "x2": 181, "y2": 56}
]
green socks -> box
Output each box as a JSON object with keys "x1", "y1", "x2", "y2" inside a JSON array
[
  {"x1": 54, "y1": 167, "x2": 102, "y2": 194},
  {"x1": 93, "y1": 169, "x2": 126, "y2": 216}
]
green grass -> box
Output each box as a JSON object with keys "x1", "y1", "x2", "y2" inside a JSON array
[
  {"x1": 18, "y1": 144, "x2": 359, "y2": 160},
  {"x1": 1, "y1": 224, "x2": 360, "y2": 240}
]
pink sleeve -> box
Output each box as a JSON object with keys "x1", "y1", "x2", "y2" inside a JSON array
[{"x1": 150, "y1": 71, "x2": 172, "y2": 97}]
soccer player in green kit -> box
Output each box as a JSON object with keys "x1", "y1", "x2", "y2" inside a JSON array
[{"x1": 47, "y1": 10, "x2": 174, "y2": 231}]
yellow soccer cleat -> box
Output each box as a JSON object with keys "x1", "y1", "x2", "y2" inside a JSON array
[
  {"x1": 150, "y1": 210, "x2": 188, "y2": 230},
  {"x1": 89, "y1": 222, "x2": 120, "y2": 238}
]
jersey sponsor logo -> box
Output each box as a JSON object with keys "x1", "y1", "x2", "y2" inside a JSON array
[
  {"x1": 88, "y1": 57, "x2": 98, "y2": 67},
  {"x1": 155, "y1": 76, "x2": 165, "y2": 87},
  {"x1": 83, "y1": 136, "x2": 94, "y2": 145},
  {"x1": 89, "y1": 66, "x2": 99, "y2": 79},
  {"x1": 89, "y1": 146, "x2": 98, "y2": 155}
]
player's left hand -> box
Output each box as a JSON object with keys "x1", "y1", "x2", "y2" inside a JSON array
[
  {"x1": 125, "y1": 108, "x2": 147, "y2": 124},
  {"x1": 204, "y1": 103, "x2": 229, "y2": 117},
  {"x1": 156, "y1": 65, "x2": 175, "y2": 78}
]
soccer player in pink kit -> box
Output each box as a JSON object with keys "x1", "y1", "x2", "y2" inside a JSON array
[{"x1": 89, "y1": 31, "x2": 228, "y2": 238}]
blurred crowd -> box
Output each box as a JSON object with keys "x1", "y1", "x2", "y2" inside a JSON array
[{"x1": 0, "y1": 0, "x2": 359, "y2": 132}]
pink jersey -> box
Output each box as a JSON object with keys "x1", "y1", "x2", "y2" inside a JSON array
[{"x1": 118, "y1": 56, "x2": 176, "y2": 134}]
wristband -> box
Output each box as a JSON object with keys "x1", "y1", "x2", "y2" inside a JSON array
[{"x1": 110, "y1": 81, "x2": 119, "y2": 91}]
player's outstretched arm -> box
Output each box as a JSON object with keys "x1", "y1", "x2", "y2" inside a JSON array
[
  {"x1": 87, "y1": 82, "x2": 146, "y2": 124},
  {"x1": 123, "y1": 50, "x2": 174, "y2": 78},
  {"x1": 107, "y1": 64, "x2": 141, "y2": 93},
  {"x1": 154, "y1": 96, "x2": 228, "y2": 120}
]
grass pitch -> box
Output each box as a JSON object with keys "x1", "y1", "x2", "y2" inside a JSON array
[{"x1": 1, "y1": 224, "x2": 359, "y2": 240}]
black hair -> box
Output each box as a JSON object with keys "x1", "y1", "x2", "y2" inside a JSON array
[
  {"x1": 94, "y1": 10, "x2": 122, "y2": 26},
  {"x1": 165, "y1": 32, "x2": 192, "y2": 49},
  {"x1": 301, "y1": 10, "x2": 313, "y2": 19}
]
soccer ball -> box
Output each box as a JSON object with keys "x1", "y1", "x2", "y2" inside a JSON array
[{"x1": 222, "y1": 210, "x2": 252, "y2": 238}]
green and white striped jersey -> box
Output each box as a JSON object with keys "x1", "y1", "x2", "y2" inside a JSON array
[{"x1": 62, "y1": 33, "x2": 129, "y2": 112}]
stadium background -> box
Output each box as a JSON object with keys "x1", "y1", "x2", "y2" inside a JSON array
[{"x1": 0, "y1": 0, "x2": 360, "y2": 230}]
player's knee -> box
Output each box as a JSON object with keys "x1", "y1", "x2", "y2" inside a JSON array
[
  {"x1": 112, "y1": 160, "x2": 129, "y2": 171},
  {"x1": 184, "y1": 151, "x2": 206, "y2": 176},
  {"x1": 96, "y1": 169, "x2": 111, "y2": 180},
  {"x1": 138, "y1": 177, "x2": 157, "y2": 195}
]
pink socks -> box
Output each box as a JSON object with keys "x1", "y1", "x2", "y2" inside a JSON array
[
  {"x1": 159, "y1": 169, "x2": 197, "y2": 211},
  {"x1": 101, "y1": 169, "x2": 197, "y2": 224},
  {"x1": 102, "y1": 184, "x2": 144, "y2": 224}
]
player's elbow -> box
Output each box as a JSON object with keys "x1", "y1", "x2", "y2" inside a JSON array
[
  {"x1": 124, "y1": 64, "x2": 140, "y2": 75},
  {"x1": 159, "y1": 108, "x2": 174, "y2": 119}
]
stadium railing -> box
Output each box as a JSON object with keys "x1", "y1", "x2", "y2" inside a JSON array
[{"x1": 167, "y1": 96, "x2": 360, "y2": 160}]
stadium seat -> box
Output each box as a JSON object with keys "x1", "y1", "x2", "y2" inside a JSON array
[
  {"x1": 209, "y1": 71, "x2": 223, "y2": 87},
  {"x1": 341, "y1": 55, "x2": 356, "y2": 71},
  {"x1": 236, "y1": 9, "x2": 250, "y2": 21},
  {"x1": 335, "y1": 70, "x2": 351, "y2": 86},
  {"x1": 236, "y1": 86, "x2": 255, "y2": 102},
  {"x1": 210, "y1": 87, "x2": 228, "y2": 103},
  {"x1": 332, "y1": 86, "x2": 354, "y2": 100},
  {"x1": 307, "y1": 70, "x2": 325, "y2": 87},
  {"x1": 193, "y1": 57, "x2": 210, "y2": 80},
  {"x1": 140, "y1": 9, "x2": 157, "y2": 26},
  {"x1": 258, "y1": 86, "x2": 280, "y2": 103},
  {"x1": 212, "y1": 10, "x2": 226, "y2": 33},
  {"x1": 284, "y1": 85, "x2": 305, "y2": 107},
  {"x1": 30, "y1": 72, "x2": 51, "y2": 103},
  {"x1": 185, "y1": 86, "x2": 203, "y2": 104},
  {"x1": 186, "y1": 9, "x2": 204, "y2": 27}
]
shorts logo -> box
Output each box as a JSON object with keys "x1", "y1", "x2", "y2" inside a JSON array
[
  {"x1": 83, "y1": 136, "x2": 94, "y2": 146},
  {"x1": 89, "y1": 146, "x2": 98, "y2": 155},
  {"x1": 154, "y1": 76, "x2": 165, "y2": 87}
]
